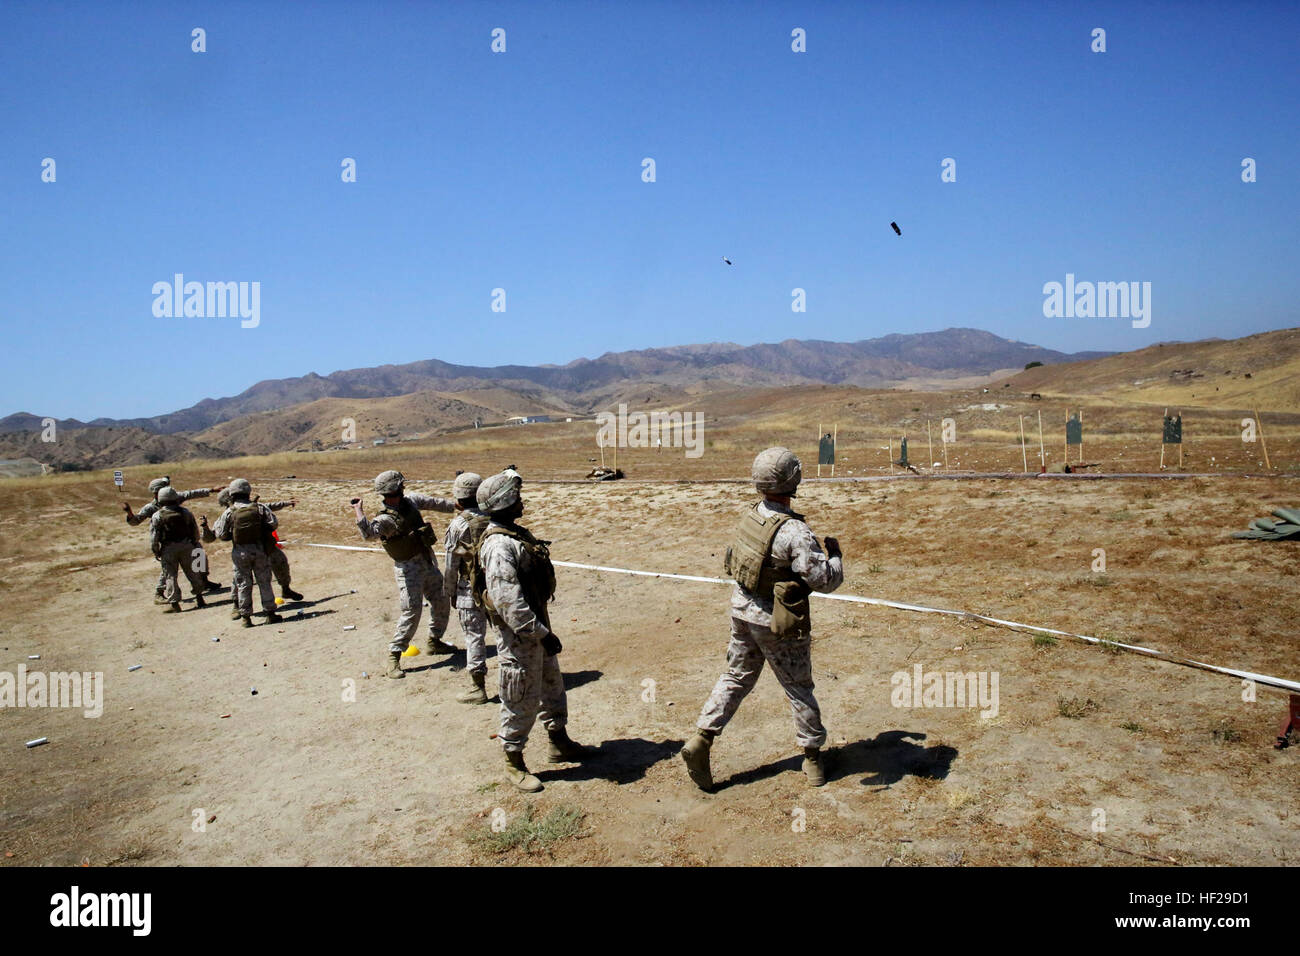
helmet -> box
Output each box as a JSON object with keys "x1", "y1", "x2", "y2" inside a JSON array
[
  {"x1": 453, "y1": 471, "x2": 483, "y2": 501},
  {"x1": 217, "y1": 488, "x2": 231, "y2": 508},
  {"x1": 476, "y1": 470, "x2": 522, "y2": 513},
  {"x1": 148, "y1": 477, "x2": 170, "y2": 495},
  {"x1": 752, "y1": 447, "x2": 802, "y2": 495},
  {"x1": 228, "y1": 478, "x2": 252, "y2": 498},
  {"x1": 157, "y1": 486, "x2": 181, "y2": 505},
  {"x1": 374, "y1": 470, "x2": 405, "y2": 495}
]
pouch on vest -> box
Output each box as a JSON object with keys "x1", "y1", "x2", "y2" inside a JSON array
[
  {"x1": 726, "y1": 504, "x2": 790, "y2": 594},
  {"x1": 771, "y1": 579, "x2": 812, "y2": 638},
  {"x1": 231, "y1": 503, "x2": 265, "y2": 546}
]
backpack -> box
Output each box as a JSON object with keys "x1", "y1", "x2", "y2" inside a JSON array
[{"x1": 470, "y1": 522, "x2": 554, "y2": 629}]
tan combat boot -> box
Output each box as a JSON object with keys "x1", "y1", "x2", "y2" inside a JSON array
[
  {"x1": 194, "y1": 594, "x2": 206, "y2": 609},
  {"x1": 457, "y1": 671, "x2": 488, "y2": 704},
  {"x1": 163, "y1": 602, "x2": 182, "y2": 614},
  {"x1": 504, "y1": 749, "x2": 542, "y2": 792},
  {"x1": 426, "y1": 636, "x2": 456, "y2": 655},
  {"x1": 265, "y1": 612, "x2": 283, "y2": 624},
  {"x1": 230, "y1": 608, "x2": 242, "y2": 621},
  {"x1": 241, "y1": 615, "x2": 254, "y2": 628},
  {"x1": 547, "y1": 727, "x2": 598, "y2": 763},
  {"x1": 802, "y1": 747, "x2": 826, "y2": 787},
  {"x1": 385, "y1": 651, "x2": 405, "y2": 679},
  {"x1": 680, "y1": 729, "x2": 716, "y2": 792}
]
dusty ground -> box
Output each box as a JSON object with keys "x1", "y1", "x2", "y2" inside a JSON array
[{"x1": 1, "y1": 461, "x2": 1297, "y2": 866}]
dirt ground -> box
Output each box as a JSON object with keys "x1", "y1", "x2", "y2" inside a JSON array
[{"x1": 1, "y1": 464, "x2": 1297, "y2": 866}]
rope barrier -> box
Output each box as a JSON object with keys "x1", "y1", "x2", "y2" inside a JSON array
[{"x1": 303, "y1": 543, "x2": 1300, "y2": 694}]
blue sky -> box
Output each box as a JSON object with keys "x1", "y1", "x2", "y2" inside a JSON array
[{"x1": 2, "y1": 0, "x2": 1297, "y2": 419}]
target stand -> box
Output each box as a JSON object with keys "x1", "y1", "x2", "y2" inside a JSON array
[{"x1": 1276, "y1": 694, "x2": 1300, "y2": 749}]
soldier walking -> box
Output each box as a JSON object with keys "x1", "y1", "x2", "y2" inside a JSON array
[
  {"x1": 149, "y1": 487, "x2": 208, "y2": 613},
  {"x1": 213, "y1": 478, "x2": 283, "y2": 628},
  {"x1": 352, "y1": 470, "x2": 457, "y2": 678},
  {"x1": 473, "y1": 470, "x2": 595, "y2": 792},
  {"x1": 443, "y1": 472, "x2": 492, "y2": 704},
  {"x1": 681, "y1": 447, "x2": 844, "y2": 791}
]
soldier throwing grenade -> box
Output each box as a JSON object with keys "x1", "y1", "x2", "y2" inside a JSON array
[
  {"x1": 681, "y1": 447, "x2": 844, "y2": 791},
  {"x1": 149, "y1": 486, "x2": 208, "y2": 614},
  {"x1": 353, "y1": 470, "x2": 457, "y2": 679}
]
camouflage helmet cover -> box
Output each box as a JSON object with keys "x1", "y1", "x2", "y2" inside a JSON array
[
  {"x1": 217, "y1": 488, "x2": 232, "y2": 508},
  {"x1": 228, "y1": 477, "x2": 252, "y2": 497},
  {"x1": 476, "y1": 470, "x2": 522, "y2": 513},
  {"x1": 148, "y1": 477, "x2": 170, "y2": 495},
  {"x1": 752, "y1": 447, "x2": 802, "y2": 495},
  {"x1": 157, "y1": 486, "x2": 181, "y2": 505},
  {"x1": 452, "y1": 471, "x2": 484, "y2": 501},
  {"x1": 374, "y1": 470, "x2": 405, "y2": 495}
]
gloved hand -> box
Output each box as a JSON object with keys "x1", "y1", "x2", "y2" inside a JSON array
[
  {"x1": 823, "y1": 536, "x2": 842, "y2": 559},
  {"x1": 541, "y1": 633, "x2": 563, "y2": 656}
]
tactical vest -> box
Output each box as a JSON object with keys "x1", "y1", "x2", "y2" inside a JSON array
[
  {"x1": 453, "y1": 512, "x2": 492, "y2": 564},
  {"x1": 724, "y1": 503, "x2": 812, "y2": 637},
  {"x1": 231, "y1": 502, "x2": 267, "y2": 546},
  {"x1": 379, "y1": 497, "x2": 436, "y2": 563},
  {"x1": 156, "y1": 506, "x2": 192, "y2": 546},
  {"x1": 471, "y1": 523, "x2": 555, "y2": 630}
]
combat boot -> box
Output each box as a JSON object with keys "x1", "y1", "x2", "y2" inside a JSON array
[
  {"x1": 681, "y1": 729, "x2": 716, "y2": 792},
  {"x1": 547, "y1": 727, "x2": 598, "y2": 763},
  {"x1": 163, "y1": 602, "x2": 182, "y2": 614},
  {"x1": 265, "y1": 612, "x2": 283, "y2": 624},
  {"x1": 426, "y1": 636, "x2": 456, "y2": 655},
  {"x1": 802, "y1": 747, "x2": 826, "y2": 787},
  {"x1": 241, "y1": 615, "x2": 254, "y2": 628},
  {"x1": 204, "y1": 579, "x2": 223, "y2": 592},
  {"x1": 457, "y1": 671, "x2": 489, "y2": 704},
  {"x1": 503, "y1": 749, "x2": 542, "y2": 793},
  {"x1": 153, "y1": 592, "x2": 169, "y2": 606},
  {"x1": 194, "y1": 594, "x2": 206, "y2": 609},
  {"x1": 230, "y1": 608, "x2": 242, "y2": 621},
  {"x1": 385, "y1": 651, "x2": 405, "y2": 679},
  {"x1": 281, "y1": 586, "x2": 304, "y2": 601}
]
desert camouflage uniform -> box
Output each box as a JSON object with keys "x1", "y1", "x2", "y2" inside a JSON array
[
  {"x1": 697, "y1": 500, "x2": 843, "y2": 749},
  {"x1": 357, "y1": 493, "x2": 456, "y2": 654},
  {"x1": 149, "y1": 505, "x2": 206, "y2": 604},
  {"x1": 214, "y1": 501, "x2": 278, "y2": 616},
  {"x1": 481, "y1": 526, "x2": 567, "y2": 752},
  {"x1": 131, "y1": 488, "x2": 218, "y2": 591},
  {"x1": 444, "y1": 508, "x2": 490, "y2": 676},
  {"x1": 204, "y1": 499, "x2": 295, "y2": 589}
]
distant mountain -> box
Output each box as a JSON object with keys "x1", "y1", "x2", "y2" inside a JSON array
[{"x1": 0, "y1": 328, "x2": 1111, "y2": 437}]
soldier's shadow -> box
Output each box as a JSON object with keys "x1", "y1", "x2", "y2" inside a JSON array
[
  {"x1": 562, "y1": 669, "x2": 602, "y2": 691},
  {"x1": 538, "y1": 737, "x2": 680, "y2": 785},
  {"x1": 713, "y1": 730, "x2": 956, "y2": 792}
]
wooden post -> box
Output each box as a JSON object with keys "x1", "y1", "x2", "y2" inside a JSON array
[
  {"x1": 817, "y1": 422, "x2": 822, "y2": 478},
  {"x1": 1019, "y1": 415, "x2": 1028, "y2": 473},
  {"x1": 1064, "y1": 409, "x2": 1068, "y2": 461},
  {"x1": 1255, "y1": 409, "x2": 1271, "y2": 470},
  {"x1": 942, "y1": 436, "x2": 949, "y2": 470},
  {"x1": 1177, "y1": 410, "x2": 1183, "y2": 469},
  {"x1": 1037, "y1": 410, "x2": 1045, "y2": 469},
  {"x1": 600, "y1": 435, "x2": 605, "y2": 469},
  {"x1": 832, "y1": 424, "x2": 837, "y2": 477},
  {"x1": 888, "y1": 437, "x2": 893, "y2": 473},
  {"x1": 927, "y1": 420, "x2": 933, "y2": 469},
  {"x1": 1079, "y1": 408, "x2": 1084, "y2": 462}
]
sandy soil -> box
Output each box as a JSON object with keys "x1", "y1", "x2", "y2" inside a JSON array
[{"x1": 1, "y1": 469, "x2": 1297, "y2": 866}]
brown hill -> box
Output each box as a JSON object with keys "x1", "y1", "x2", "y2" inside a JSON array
[{"x1": 1001, "y1": 327, "x2": 1300, "y2": 413}]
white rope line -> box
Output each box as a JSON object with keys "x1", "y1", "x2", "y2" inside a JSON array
[{"x1": 303, "y1": 543, "x2": 1300, "y2": 694}]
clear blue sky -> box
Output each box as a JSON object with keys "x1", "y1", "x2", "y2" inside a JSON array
[{"x1": 2, "y1": 0, "x2": 1297, "y2": 419}]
